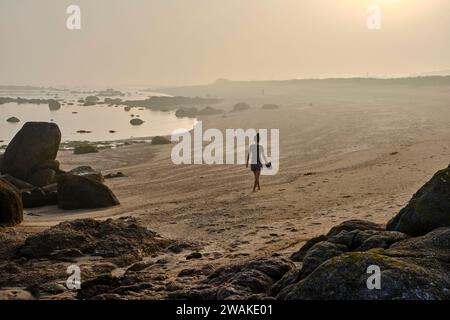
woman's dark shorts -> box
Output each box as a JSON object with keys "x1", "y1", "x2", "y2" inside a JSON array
[{"x1": 251, "y1": 163, "x2": 263, "y2": 172}]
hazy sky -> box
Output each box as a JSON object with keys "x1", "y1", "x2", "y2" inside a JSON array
[{"x1": 1, "y1": 0, "x2": 450, "y2": 87}]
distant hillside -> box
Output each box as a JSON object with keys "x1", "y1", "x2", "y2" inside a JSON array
[{"x1": 161, "y1": 76, "x2": 450, "y2": 99}]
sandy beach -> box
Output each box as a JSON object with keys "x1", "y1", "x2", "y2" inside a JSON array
[{"x1": 10, "y1": 84, "x2": 449, "y2": 288}]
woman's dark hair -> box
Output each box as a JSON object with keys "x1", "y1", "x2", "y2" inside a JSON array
[{"x1": 256, "y1": 133, "x2": 260, "y2": 143}]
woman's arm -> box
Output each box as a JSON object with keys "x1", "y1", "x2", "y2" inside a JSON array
[
  {"x1": 261, "y1": 146, "x2": 269, "y2": 164},
  {"x1": 246, "y1": 152, "x2": 249, "y2": 168}
]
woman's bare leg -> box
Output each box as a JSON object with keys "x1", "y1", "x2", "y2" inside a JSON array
[
  {"x1": 255, "y1": 170, "x2": 261, "y2": 190},
  {"x1": 253, "y1": 171, "x2": 258, "y2": 192}
]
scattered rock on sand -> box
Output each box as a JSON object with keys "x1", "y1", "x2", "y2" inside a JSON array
[
  {"x1": 130, "y1": 118, "x2": 144, "y2": 126},
  {"x1": 232, "y1": 102, "x2": 251, "y2": 112},
  {"x1": 151, "y1": 136, "x2": 171, "y2": 145},
  {"x1": 261, "y1": 104, "x2": 279, "y2": 110},
  {"x1": 277, "y1": 227, "x2": 450, "y2": 300},
  {"x1": 169, "y1": 258, "x2": 294, "y2": 300},
  {"x1": 198, "y1": 106, "x2": 223, "y2": 115},
  {"x1": 73, "y1": 144, "x2": 98, "y2": 155},
  {"x1": 0, "y1": 179, "x2": 23, "y2": 226},
  {"x1": 104, "y1": 172, "x2": 126, "y2": 179},
  {"x1": 0, "y1": 122, "x2": 61, "y2": 181},
  {"x1": 175, "y1": 107, "x2": 198, "y2": 118},
  {"x1": 18, "y1": 217, "x2": 167, "y2": 261},
  {"x1": 387, "y1": 165, "x2": 450, "y2": 236},
  {"x1": 68, "y1": 166, "x2": 104, "y2": 183},
  {"x1": 6, "y1": 117, "x2": 20, "y2": 123},
  {"x1": 48, "y1": 100, "x2": 61, "y2": 111},
  {"x1": 56, "y1": 173, "x2": 119, "y2": 210}
]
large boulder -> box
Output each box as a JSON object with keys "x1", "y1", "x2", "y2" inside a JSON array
[
  {"x1": 27, "y1": 168, "x2": 56, "y2": 187},
  {"x1": 57, "y1": 174, "x2": 119, "y2": 210},
  {"x1": 277, "y1": 227, "x2": 450, "y2": 300},
  {"x1": 21, "y1": 187, "x2": 50, "y2": 208},
  {"x1": 0, "y1": 122, "x2": 61, "y2": 181},
  {"x1": 0, "y1": 174, "x2": 34, "y2": 190},
  {"x1": 387, "y1": 166, "x2": 450, "y2": 236},
  {"x1": 0, "y1": 179, "x2": 23, "y2": 226}
]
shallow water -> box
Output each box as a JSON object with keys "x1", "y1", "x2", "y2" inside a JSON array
[{"x1": 0, "y1": 102, "x2": 196, "y2": 143}]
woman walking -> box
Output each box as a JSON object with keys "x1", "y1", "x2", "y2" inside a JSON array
[{"x1": 246, "y1": 133, "x2": 269, "y2": 192}]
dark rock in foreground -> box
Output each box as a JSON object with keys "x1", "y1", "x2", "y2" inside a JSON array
[
  {"x1": 0, "y1": 122, "x2": 61, "y2": 181},
  {"x1": 21, "y1": 187, "x2": 48, "y2": 208},
  {"x1": 387, "y1": 166, "x2": 450, "y2": 236},
  {"x1": 0, "y1": 179, "x2": 23, "y2": 226},
  {"x1": 0, "y1": 174, "x2": 34, "y2": 190},
  {"x1": 57, "y1": 174, "x2": 119, "y2": 210},
  {"x1": 27, "y1": 168, "x2": 56, "y2": 187},
  {"x1": 18, "y1": 217, "x2": 168, "y2": 262},
  {"x1": 277, "y1": 227, "x2": 450, "y2": 300}
]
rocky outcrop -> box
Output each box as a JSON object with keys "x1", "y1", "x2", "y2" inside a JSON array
[
  {"x1": 0, "y1": 122, "x2": 61, "y2": 181},
  {"x1": 0, "y1": 179, "x2": 23, "y2": 226},
  {"x1": 168, "y1": 258, "x2": 294, "y2": 300},
  {"x1": 272, "y1": 165, "x2": 450, "y2": 300},
  {"x1": 18, "y1": 217, "x2": 168, "y2": 262},
  {"x1": 57, "y1": 174, "x2": 119, "y2": 210},
  {"x1": 151, "y1": 136, "x2": 171, "y2": 145},
  {"x1": 387, "y1": 166, "x2": 450, "y2": 236},
  {"x1": 277, "y1": 227, "x2": 450, "y2": 300}
]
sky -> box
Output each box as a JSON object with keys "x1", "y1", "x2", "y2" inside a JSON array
[{"x1": 1, "y1": 0, "x2": 450, "y2": 87}]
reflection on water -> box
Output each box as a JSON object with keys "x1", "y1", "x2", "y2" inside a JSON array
[{"x1": 0, "y1": 102, "x2": 196, "y2": 143}]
